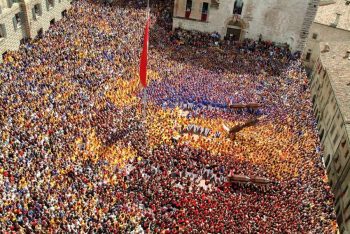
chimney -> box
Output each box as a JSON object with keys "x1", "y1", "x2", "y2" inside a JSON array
[
  {"x1": 322, "y1": 43, "x2": 330, "y2": 53},
  {"x1": 345, "y1": 50, "x2": 350, "y2": 60},
  {"x1": 331, "y1": 13, "x2": 341, "y2": 27}
]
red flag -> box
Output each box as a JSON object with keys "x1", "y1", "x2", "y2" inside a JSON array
[{"x1": 139, "y1": 18, "x2": 150, "y2": 87}]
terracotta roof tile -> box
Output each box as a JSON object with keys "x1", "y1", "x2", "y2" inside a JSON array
[
  {"x1": 315, "y1": 0, "x2": 350, "y2": 31},
  {"x1": 319, "y1": 41, "x2": 350, "y2": 122}
]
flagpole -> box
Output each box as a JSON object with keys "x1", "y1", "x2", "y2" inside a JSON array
[{"x1": 142, "y1": 0, "x2": 150, "y2": 129}]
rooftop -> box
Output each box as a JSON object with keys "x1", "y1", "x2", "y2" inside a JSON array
[
  {"x1": 319, "y1": 41, "x2": 350, "y2": 122},
  {"x1": 314, "y1": 0, "x2": 350, "y2": 31}
]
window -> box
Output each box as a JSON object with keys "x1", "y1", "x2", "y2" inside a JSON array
[
  {"x1": 334, "y1": 133, "x2": 340, "y2": 145},
  {"x1": 61, "y1": 10, "x2": 67, "y2": 17},
  {"x1": 341, "y1": 226, "x2": 346, "y2": 234},
  {"x1": 316, "y1": 114, "x2": 320, "y2": 123},
  {"x1": 337, "y1": 212, "x2": 344, "y2": 225},
  {"x1": 330, "y1": 120, "x2": 336, "y2": 135},
  {"x1": 37, "y1": 28, "x2": 43, "y2": 38},
  {"x1": 201, "y1": 2, "x2": 209, "y2": 21},
  {"x1": 32, "y1": 4, "x2": 42, "y2": 20},
  {"x1": 333, "y1": 151, "x2": 339, "y2": 163},
  {"x1": 333, "y1": 101, "x2": 337, "y2": 112},
  {"x1": 325, "y1": 154, "x2": 331, "y2": 167},
  {"x1": 8, "y1": 0, "x2": 20, "y2": 8},
  {"x1": 186, "y1": 0, "x2": 192, "y2": 11},
  {"x1": 345, "y1": 198, "x2": 350, "y2": 211},
  {"x1": 47, "y1": 0, "x2": 54, "y2": 10},
  {"x1": 2, "y1": 52, "x2": 7, "y2": 60},
  {"x1": 50, "y1": 18, "x2": 55, "y2": 26},
  {"x1": 340, "y1": 185, "x2": 349, "y2": 197},
  {"x1": 233, "y1": 0, "x2": 243, "y2": 15},
  {"x1": 319, "y1": 128, "x2": 325, "y2": 141},
  {"x1": 306, "y1": 52, "x2": 311, "y2": 61},
  {"x1": 312, "y1": 33, "x2": 318, "y2": 39},
  {"x1": 337, "y1": 111, "x2": 341, "y2": 120},
  {"x1": 185, "y1": 0, "x2": 192, "y2": 18},
  {"x1": 20, "y1": 38, "x2": 28, "y2": 45},
  {"x1": 13, "y1": 13, "x2": 22, "y2": 30},
  {"x1": 336, "y1": 162, "x2": 341, "y2": 173},
  {"x1": 0, "y1": 24, "x2": 6, "y2": 40},
  {"x1": 343, "y1": 185, "x2": 349, "y2": 196},
  {"x1": 328, "y1": 86, "x2": 332, "y2": 97},
  {"x1": 329, "y1": 179, "x2": 333, "y2": 188}
]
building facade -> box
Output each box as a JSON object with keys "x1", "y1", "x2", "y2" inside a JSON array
[
  {"x1": 310, "y1": 41, "x2": 350, "y2": 233},
  {"x1": 172, "y1": 0, "x2": 319, "y2": 51},
  {"x1": 302, "y1": 0, "x2": 350, "y2": 69},
  {"x1": 0, "y1": 0, "x2": 71, "y2": 62}
]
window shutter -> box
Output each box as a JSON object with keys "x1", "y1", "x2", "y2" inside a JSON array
[
  {"x1": 8, "y1": 0, "x2": 13, "y2": 8},
  {"x1": 13, "y1": 16, "x2": 17, "y2": 30},
  {"x1": 32, "y1": 7, "x2": 36, "y2": 20},
  {"x1": 20, "y1": 12, "x2": 24, "y2": 24},
  {"x1": 46, "y1": 0, "x2": 49, "y2": 11}
]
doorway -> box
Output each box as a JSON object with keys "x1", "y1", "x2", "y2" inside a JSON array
[
  {"x1": 62, "y1": 10, "x2": 67, "y2": 17},
  {"x1": 226, "y1": 27, "x2": 241, "y2": 41},
  {"x1": 2, "y1": 51, "x2": 7, "y2": 60},
  {"x1": 50, "y1": 18, "x2": 55, "y2": 26},
  {"x1": 37, "y1": 28, "x2": 43, "y2": 38}
]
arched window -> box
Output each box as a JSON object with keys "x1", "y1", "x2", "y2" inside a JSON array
[{"x1": 233, "y1": 0, "x2": 243, "y2": 15}]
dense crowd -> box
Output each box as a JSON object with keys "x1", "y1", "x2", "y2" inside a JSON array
[{"x1": 0, "y1": 0, "x2": 336, "y2": 233}]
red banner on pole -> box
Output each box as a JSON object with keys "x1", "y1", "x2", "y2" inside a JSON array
[{"x1": 139, "y1": 18, "x2": 150, "y2": 87}]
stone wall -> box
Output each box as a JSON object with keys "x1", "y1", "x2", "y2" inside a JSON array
[
  {"x1": 173, "y1": 0, "x2": 317, "y2": 52},
  {"x1": 0, "y1": 0, "x2": 71, "y2": 62},
  {"x1": 27, "y1": 0, "x2": 71, "y2": 38},
  {"x1": 244, "y1": 0, "x2": 311, "y2": 50},
  {"x1": 311, "y1": 65, "x2": 350, "y2": 233},
  {"x1": 0, "y1": 3, "x2": 25, "y2": 60}
]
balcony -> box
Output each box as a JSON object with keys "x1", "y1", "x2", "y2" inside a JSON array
[
  {"x1": 201, "y1": 13, "x2": 207, "y2": 22},
  {"x1": 211, "y1": 0, "x2": 219, "y2": 8}
]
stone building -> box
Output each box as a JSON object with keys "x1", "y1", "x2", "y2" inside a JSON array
[
  {"x1": 310, "y1": 41, "x2": 350, "y2": 233},
  {"x1": 303, "y1": 0, "x2": 350, "y2": 69},
  {"x1": 0, "y1": 0, "x2": 71, "y2": 62},
  {"x1": 172, "y1": 0, "x2": 319, "y2": 51}
]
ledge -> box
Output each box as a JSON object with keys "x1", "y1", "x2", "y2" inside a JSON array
[
  {"x1": 0, "y1": 3, "x2": 20, "y2": 18},
  {"x1": 319, "y1": 0, "x2": 336, "y2": 6},
  {"x1": 173, "y1": 16, "x2": 209, "y2": 23}
]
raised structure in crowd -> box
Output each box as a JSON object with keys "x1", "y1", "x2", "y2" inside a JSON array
[
  {"x1": 311, "y1": 41, "x2": 350, "y2": 233},
  {"x1": 302, "y1": 0, "x2": 350, "y2": 69},
  {"x1": 172, "y1": 0, "x2": 319, "y2": 51},
  {"x1": 0, "y1": 0, "x2": 71, "y2": 62}
]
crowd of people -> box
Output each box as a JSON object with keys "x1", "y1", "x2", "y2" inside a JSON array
[{"x1": 0, "y1": 0, "x2": 336, "y2": 232}]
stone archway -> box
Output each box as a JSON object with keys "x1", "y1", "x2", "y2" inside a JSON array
[
  {"x1": 286, "y1": 37, "x2": 295, "y2": 50},
  {"x1": 224, "y1": 17, "x2": 248, "y2": 41}
]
